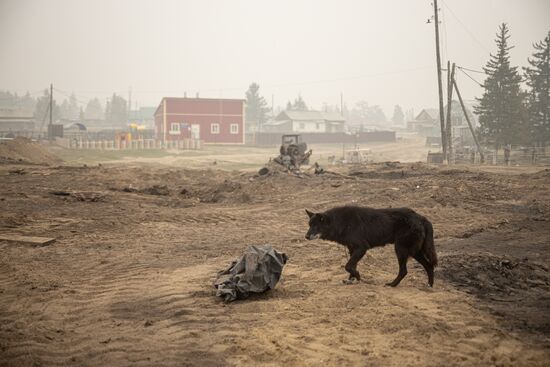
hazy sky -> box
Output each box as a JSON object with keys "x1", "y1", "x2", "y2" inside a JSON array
[{"x1": 1, "y1": 0, "x2": 549, "y2": 117}]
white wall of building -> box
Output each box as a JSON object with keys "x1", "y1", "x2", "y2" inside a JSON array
[{"x1": 291, "y1": 120, "x2": 326, "y2": 132}]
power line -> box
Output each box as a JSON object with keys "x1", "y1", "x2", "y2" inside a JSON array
[
  {"x1": 267, "y1": 66, "x2": 433, "y2": 89},
  {"x1": 53, "y1": 88, "x2": 89, "y2": 106},
  {"x1": 440, "y1": 0, "x2": 491, "y2": 54},
  {"x1": 440, "y1": 5, "x2": 449, "y2": 63},
  {"x1": 10, "y1": 64, "x2": 434, "y2": 108},
  {"x1": 455, "y1": 65, "x2": 528, "y2": 88},
  {"x1": 101, "y1": 65, "x2": 433, "y2": 95},
  {"x1": 458, "y1": 67, "x2": 483, "y2": 87},
  {"x1": 457, "y1": 66, "x2": 485, "y2": 74},
  {"x1": 49, "y1": 65, "x2": 433, "y2": 97}
]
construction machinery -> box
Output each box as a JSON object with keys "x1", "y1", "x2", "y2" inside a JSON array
[{"x1": 274, "y1": 134, "x2": 312, "y2": 169}]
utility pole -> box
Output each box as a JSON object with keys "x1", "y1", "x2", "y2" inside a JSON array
[
  {"x1": 128, "y1": 87, "x2": 132, "y2": 120},
  {"x1": 49, "y1": 83, "x2": 53, "y2": 140},
  {"x1": 340, "y1": 92, "x2": 344, "y2": 117},
  {"x1": 445, "y1": 62, "x2": 456, "y2": 163},
  {"x1": 453, "y1": 78, "x2": 484, "y2": 163},
  {"x1": 433, "y1": 0, "x2": 447, "y2": 163}
]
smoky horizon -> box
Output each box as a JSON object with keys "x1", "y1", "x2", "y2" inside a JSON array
[{"x1": 1, "y1": 0, "x2": 549, "y2": 116}]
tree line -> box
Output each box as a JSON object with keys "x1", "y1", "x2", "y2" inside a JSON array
[
  {"x1": 0, "y1": 90, "x2": 129, "y2": 127},
  {"x1": 244, "y1": 82, "x2": 405, "y2": 129},
  {"x1": 475, "y1": 24, "x2": 549, "y2": 150}
]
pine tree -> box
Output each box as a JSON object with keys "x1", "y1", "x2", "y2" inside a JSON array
[
  {"x1": 365, "y1": 105, "x2": 387, "y2": 124},
  {"x1": 524, "y1": 31, "x2": 550, "y2": 147},
  {"x1": 21, "y1": 91, "x2": 35, "y2": 110},
  {"x1": 291, "y1": 95, "x2": 307, "y2": 111},
  {"x1": 0, "y1": 91, "x2": 17, "y2": 107},
  {"x1": 85, "y1": 98, "x2": 104, "y2": 120},
  {"x1": 68, "y1": 93, "x2": 80, "y2": 120},
  {"x1": 391, "y1": 105, "x2": 405, "y2": 125},
  {"x1": 474, "y1": 23, "x2": 526, "y2": 150},
  {"x1": 350, "y1": 101, "x2": 369, "y2": 125},
  {"x1": 105, "y1": 94, "x2": 127, "y2": 126},
  {"x1": 245, "y1": 83, "x2": 269, "y2": 128},
  {"x1": 104, "y1": 100, "x2": 110, "y2": 122},
  {"x1": 59, "y1": 99, "x2": 70, "y2": 119}
]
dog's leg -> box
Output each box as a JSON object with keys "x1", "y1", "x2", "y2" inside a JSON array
[
  {"x1": 343, "y1": 247, "x2": 354, "y2": 282},
  {"x1": 386, "y1": 245, "x2": 409, "y2": 287},
  {"x1": 413, "y1": 252, "x2": 434, "y2": 287},
  {"x1": 343, "y1": 247, "x2": 367, "y2": 284}
]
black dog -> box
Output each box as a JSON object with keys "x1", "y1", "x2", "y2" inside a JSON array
[{"x1": 305, "y1": 206, "x2": 438, "y2": 287}]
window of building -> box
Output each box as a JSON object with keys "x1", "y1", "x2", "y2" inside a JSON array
[
  {"x1": 170, "y1": 123, "x2": 180, "y2": 132},
  {"x1": 316, "y1": 123, "x2": 320, "y2": 130},
  {"x1": 299, "y1": 123, "x2": 305, "y2": 129},
  {"x1": 230, "y1": 123, "x2": 239, "y2": 134},
  {"x1": 211, "y1": 123, "x2": 220, "y2": 134}
]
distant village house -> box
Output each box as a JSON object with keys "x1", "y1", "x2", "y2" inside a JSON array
[
  {"x1": 154, "y1": 97, "x2": 245, "y2": 144},
  {"x1": 407, "y1": 102, "x2": 478, "y2": 146},
  {"x1": 0, "y1": 107, "x2": 34, "y2": 138},
  {"x1": 263, "y1": 110, "x2": 345, "y2": 133}
]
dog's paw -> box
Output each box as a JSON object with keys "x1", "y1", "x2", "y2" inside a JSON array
[
  {"x1": 342, "y1": 279, "x2": 359, "y2": 285},
  {"x1": 422, "y1": 285, "x2": 435, "y2": 292}
]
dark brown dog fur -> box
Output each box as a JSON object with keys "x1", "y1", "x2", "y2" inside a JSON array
[{"x1": 305, "y1": 206, "x2": 438, "y2": 287}]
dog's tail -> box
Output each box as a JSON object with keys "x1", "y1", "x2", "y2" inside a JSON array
[{"x1": 421, "y1": 218, "x2": 438, "y2": 267}]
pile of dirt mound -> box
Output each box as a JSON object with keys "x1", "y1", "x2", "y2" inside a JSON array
[
  {"x1": 113, "y1": 177, "x2": 252, "y2": 204},
  {"x1": 441, "y1": 253, "x2": 550, "y2": 334},
  {"x1": 189, "y1": 179, "x2": 251, "y2": 204},
  {"x1": 527, "y1": 168, "x2": 550, "y2": 180},
  {"x1": 442, "y1": 253, "x2": 549, "y2": 295},
  {"x1": 347, "y1": 162, "x2": 437, "y2": 179},
  {"x1": 0, "y1": 137, "x2": 62, "y2": 165}
]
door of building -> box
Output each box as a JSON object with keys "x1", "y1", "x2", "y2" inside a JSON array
[{"x1": 191, "y1": 124, "x2": 200, "y2": 140}]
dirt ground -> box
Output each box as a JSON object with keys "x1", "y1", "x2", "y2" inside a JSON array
[
  {"x1": 1, "y1": 144, "x2": 550, "y2": 366},
  {"x1": 0, "y1": 137, "x2": 62, "y2": 166},
  {"x1": 48, "y1": 137, "x2": 433, "y2": 170}
]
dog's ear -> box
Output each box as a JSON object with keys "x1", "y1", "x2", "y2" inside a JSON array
[{"x1": 305, "y1": 209, "x2": 315, "y2": 218}]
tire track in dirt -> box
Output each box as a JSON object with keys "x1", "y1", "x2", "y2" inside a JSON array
[{"x1": 0, "y1": 258, "x2": 220, "y2": 365}]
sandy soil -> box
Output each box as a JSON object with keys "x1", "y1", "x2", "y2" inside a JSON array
[
  {"x1": 49, "y1": 137, "x2": 433, "y2": 171},
  {"x1": 0, "y1": 138, "x2": 62, "y2": 166},
  {"x1": 1, "y1": 159, "x2": 549, "y2": 366}
]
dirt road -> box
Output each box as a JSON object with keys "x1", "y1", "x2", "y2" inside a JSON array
[{"x1": 1, "y1": 162, "x2": 549, "y2": 366}]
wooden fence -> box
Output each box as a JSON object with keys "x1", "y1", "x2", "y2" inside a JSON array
[
  {"x1": 451, "y1": 148, "x2": 550, "y2": 166},
  {"x1": 245, "y1": 131, "x2": 396, "y2": 145},
  {"x1": 67, "y1": 139, "x2": 202, "y2": 150}
]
